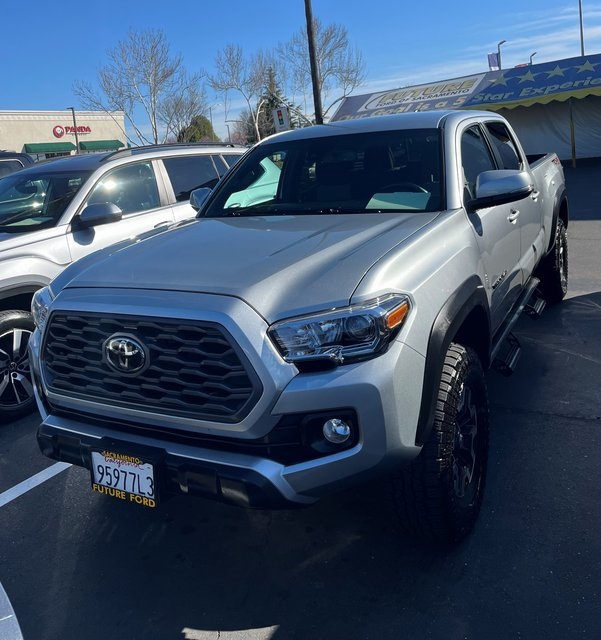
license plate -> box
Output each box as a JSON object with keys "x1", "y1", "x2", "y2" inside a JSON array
[{"x1": 91, "y1": 450, "x2": 157, "y2": 508}]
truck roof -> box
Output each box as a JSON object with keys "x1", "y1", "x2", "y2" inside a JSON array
[{"x1": 263, "y1": 109, "x2": 503, "y2": 143}]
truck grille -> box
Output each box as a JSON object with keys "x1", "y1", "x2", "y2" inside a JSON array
[{"x1": 42, "y1": 312, "x2": 262, "y2": 422}]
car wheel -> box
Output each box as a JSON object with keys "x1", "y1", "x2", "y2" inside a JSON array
[
  {"x1": 0, "y1": 310, "x2": 37, "y2": 422},
  {"x1": 540, "y1": 219, "x2": 568, "y2": 304},
  {"x1": 393, "y1": 343, "x2": 489, "y2": 544}
]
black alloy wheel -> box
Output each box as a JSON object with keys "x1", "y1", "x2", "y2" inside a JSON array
[
  {"x1": 0, "y1": 310, "x2": 37, "y2": 422},
  {"x1": 393, "y1": 343, "x2": 489, "y2": 544}
]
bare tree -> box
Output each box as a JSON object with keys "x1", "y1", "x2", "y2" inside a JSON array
[
  {"x1": 208, "y1": 45, "x2": 283, "y2": 142},
  {"x1": 278, "y1": 19, "x2": 366, "y2": 119},
  {"x1": 73, "y1": 29, "x2": 206, "y2": 145},
  {"x1": 159, "y1": 82, "x2": 210, "y2": 142}
]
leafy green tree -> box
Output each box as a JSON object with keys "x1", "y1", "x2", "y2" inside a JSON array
[{"x1": 177, "y1": 115, "x2": 220, "y2": 142}]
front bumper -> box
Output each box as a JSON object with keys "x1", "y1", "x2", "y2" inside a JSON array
[{"x1": 30, "y1": 288, "x2": 425, "y2": 508}]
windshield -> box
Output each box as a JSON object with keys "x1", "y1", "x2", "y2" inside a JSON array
[
  {"x1": 202, "y1": 129, "x2": 443, "y2": 217},
  {"x1": 0, "y1": 169, "x2": 92, "y2": 233}
]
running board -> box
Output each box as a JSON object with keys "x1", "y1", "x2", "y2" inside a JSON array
[
  {"x1": 490, "y1": 277, "x2": 540, "y2": 367},
  {"x1": 524, "y1": 294, "x2": 546, "y2": 319},
  {"x1": 492, "y1": 332, "x2": 521, "y2": 376}
]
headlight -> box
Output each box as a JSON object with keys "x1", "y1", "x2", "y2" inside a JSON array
[
  {"x1": 31, "y1": 286, "x2": 54, "y2": 332},
  {"x1": 268, "y1": 294, "x2": 410, "y2": 367}
]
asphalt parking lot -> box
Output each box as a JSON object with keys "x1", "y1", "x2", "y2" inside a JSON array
[{"x1": 1, "y1": 160, "x2": 600, "y2": 640}]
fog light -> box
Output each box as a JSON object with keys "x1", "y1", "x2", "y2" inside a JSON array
[{"x1": 323, "y1": 418, "x2": 351, "y2": 444}]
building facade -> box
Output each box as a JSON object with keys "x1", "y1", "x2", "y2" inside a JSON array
[{"x1": 0, "y1": 110, "x2": 126, "y2": 160}]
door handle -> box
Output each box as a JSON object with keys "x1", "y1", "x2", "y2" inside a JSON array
[
  {"x1": 507, "y1": 209, "x2": 520, "y2": 224},
  {"x1": 153, "y1": 220, "x2": 171, "y2": 228}
]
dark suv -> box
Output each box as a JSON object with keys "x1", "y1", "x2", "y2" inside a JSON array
[{"x1": 0, "y1": 151, "x2": 34, "y2": 178}]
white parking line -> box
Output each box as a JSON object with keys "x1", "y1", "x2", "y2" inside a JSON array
[{"x1": 0, "y1": 462, "x2": 71, "y2": 508}]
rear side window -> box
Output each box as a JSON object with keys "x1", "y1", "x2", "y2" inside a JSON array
[
  {"x1": 0, "y1": 160, "x2": 24, "y2": 178},
  {"x1": 221, "y1": 154, "x2": 244, "y2": 169},
  {"x1": 484, "y1": 122, "x2": 522, "y2": 170},
  {"x1": 162, "y1": 155, "x2": 220, "y2": 202}
]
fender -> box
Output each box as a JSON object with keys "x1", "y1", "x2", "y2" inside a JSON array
[
  {"x1": 545, "y1": 185, "x2": 568, "y2": 256},
  {"x1": 415, "y1": 276, "x2": 490, "y2": 446}
]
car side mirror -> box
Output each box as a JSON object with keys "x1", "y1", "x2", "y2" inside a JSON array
[
  {"x1": 74, "y1": 202, "x2": 123, "y2": 229},
  {"x1": 466, "y1": 170, "x2": 533, "y2": 212},
  {"x1": 190, "y1": 187, "x2": 212, "y2": 213}
]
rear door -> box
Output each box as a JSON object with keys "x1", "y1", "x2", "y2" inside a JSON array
[
  {"x1": 461, "y1": 124, "x2": 522, "y2": 332},
  {"x1": 160, "y1": 155, "x2": 222, "y2": 222},
  {"x1": 483, "y1": 120, "x2": 544, "y2": 282}
]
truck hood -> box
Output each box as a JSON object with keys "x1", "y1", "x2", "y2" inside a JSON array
[{"x1": 61, "y1": 213, "x2": 437, "y2": 321}]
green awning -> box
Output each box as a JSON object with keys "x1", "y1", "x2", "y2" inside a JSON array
[
  {"x1": 79, "y1": 139, "x2": 124, "y2": 151},
  {"x1": 24, "y1": 142, "x2": 76, "y2": 153}
]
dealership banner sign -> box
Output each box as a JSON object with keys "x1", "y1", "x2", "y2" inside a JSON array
[{"x1": 331, "y1": 54, "x2": 601, "y2": 120}]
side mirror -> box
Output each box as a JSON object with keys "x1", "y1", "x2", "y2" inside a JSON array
[
  {"x1": 467, "y1": 170, "x2": 533, "y2": 212},
  {"x1": 74, "y1": 202, "x2": 123, "y2": 229},
  {"x1": 190, "y1": 187, "x2": 212, "y2": 213}
]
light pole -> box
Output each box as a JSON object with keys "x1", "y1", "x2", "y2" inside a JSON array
[
  {"x1": 225, "y1": 123, "x2": 231, "y2": 144},
  {"x1": 226, "y1": 119, "x2": 244, "y2": 143},
  {"x1": 579, "y1": 0, "x2": 585, "y2": 56},
  {"x1": 530, "y1": 51, "x2": 537, "y2": 65},
  {"x1": 304, "y1": 0, "x2": 323, "y2": 124},
  {"x1": 497, "y1": 40, "x2": 507, "y2": 70},
  {"x1": 67, "y1": 107, "x2": 79, "y2": 153}
]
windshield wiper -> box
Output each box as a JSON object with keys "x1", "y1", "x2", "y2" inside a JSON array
[
  {"x1": 0, "y1": 210, "x2": 39, "y2": 225},
  {"x1": 221, "y1": 205, "x2": 284, "y2": 217}
]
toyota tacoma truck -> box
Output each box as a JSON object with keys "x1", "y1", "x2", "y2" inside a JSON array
[{"x1": 29, "y1": 111, "x2": 568, "y2": 543}]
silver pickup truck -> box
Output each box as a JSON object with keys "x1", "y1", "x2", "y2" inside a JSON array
[{"x1": 29, "y1": 111, "x2": 568, "y2": 543}]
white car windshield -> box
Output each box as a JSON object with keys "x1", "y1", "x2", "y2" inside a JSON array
[{"x1": 0, "y1": 169, "x2": 91, "y2": 234}]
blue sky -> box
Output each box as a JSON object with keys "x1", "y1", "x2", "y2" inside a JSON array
[{"x1": 3, "y1": 0, "x2": 601, "y2": 140}]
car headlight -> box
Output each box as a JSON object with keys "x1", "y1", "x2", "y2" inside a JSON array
[
  {"x1": 268, "y1": 294, "x2": 410, "y2": 367},
  {"x1": 31, "y1": 286, "x2": 54, "y2": 332}
]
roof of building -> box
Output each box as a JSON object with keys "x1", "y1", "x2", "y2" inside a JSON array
[{"x1": 331, "y1": 53, "x2": 601, "y2": 121}]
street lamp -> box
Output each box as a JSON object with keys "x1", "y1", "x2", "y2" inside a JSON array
[
  {"x1": 67, "y1": 107, "x2": 79, "y2": 153},
  {"x1": 530, "y1": 51, "x2": 537, "y2": 65},
  {"x1": 579, "y1": 0, "x2": 585, "y2": 56},
  {"x1": 497, "y1": 40, "x2": 507, "y2": 70},
  {"x1": 225, "y1": 123, "x2": 231, "y2": 144}
]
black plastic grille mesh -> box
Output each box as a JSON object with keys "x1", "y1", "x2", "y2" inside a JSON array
[{"x1": 42, "y1": 312, "x2": 261, "y2": 422}]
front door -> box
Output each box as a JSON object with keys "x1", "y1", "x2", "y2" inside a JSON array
[{"x1": 67, "y1": 161, "x2": 174, "y2": 263}]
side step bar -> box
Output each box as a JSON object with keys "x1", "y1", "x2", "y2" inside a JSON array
[
  {"x1": 524, "y1": 295, "x2": 546, "y2": 318},
  {"x1": 493, "y1": 332, "x2": 521, "y2": 376},
  {"x1": 491, "y1": 277, "x2": 543, "y2": 375}
]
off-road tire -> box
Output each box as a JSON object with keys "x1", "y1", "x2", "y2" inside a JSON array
[
  {"x1": 0, "y1": 310, "x2": 37, "y2": 422},
  {"x1": 393, "y1": 343, "x2": 489, "y2": 544},
  {"x1": 540, "y1": 218, "x2": 568, "y2": 304}
]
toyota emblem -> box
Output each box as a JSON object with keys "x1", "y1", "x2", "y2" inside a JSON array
[{"x1": 104, "y1": 335, "x2": 147, "y2": 374}]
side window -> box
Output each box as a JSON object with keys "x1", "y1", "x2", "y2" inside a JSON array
[
  {"x1": 212, "y1": 155, "x2": 230, "y2": 177},
  {"x1": 162, "y1": 156, "x2": 220, "y2": 202},
  {"x1": 87, "y1": 162, "x2": 160, "y2": 214},
  {"x1": 221, "y1": 154, "x2": 244, "y2": 170},
  {"x1": 461, "y1": 126, "x2": 497, "y2": 199},
  {"x1": 0, "y1": 160, "x2": 24, "y2": 178},
  {"x1": 484, "y1": 122, "x2": 522, "y2": 170}
]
